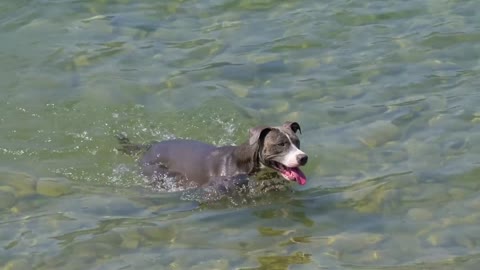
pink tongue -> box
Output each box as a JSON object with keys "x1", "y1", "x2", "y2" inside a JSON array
[{"x1": 285, "y1": 167, "x2": 307, "y2": 185}]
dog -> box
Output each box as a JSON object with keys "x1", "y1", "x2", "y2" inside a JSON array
[{"x1": 116, "y1": 121, "x2": 308, "y2": 191}]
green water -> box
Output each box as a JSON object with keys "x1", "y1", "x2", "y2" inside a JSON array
[{"x1": 2, "y1": 0, "x2": 480, "y2": 269}]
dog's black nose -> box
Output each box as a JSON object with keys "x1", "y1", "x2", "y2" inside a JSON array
[{"x1": 297, "y1": 154, "x2": 308, "y2": 166}]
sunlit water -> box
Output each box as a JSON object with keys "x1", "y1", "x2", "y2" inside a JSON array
[{"x1": 1, "y1": 0, "x2": 480, "y2": 269}]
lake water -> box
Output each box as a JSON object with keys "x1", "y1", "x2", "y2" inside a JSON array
[{"x1": 2, "y1": 0, "x2": 480, "y2": 269}]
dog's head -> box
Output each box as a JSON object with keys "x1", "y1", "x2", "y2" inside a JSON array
[{"x1": 249, "y1": 121, "x2": 308, "y2": 185}]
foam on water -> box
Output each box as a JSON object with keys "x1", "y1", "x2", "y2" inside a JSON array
[
  {"x1": 210, "y1": 117, "x2": 238, "y2": 146},
  {"x1": 99, "y1": 114, "x2": 293, "y2": 203},
  {"x1": 2, "y1": 99, "x2": 254, "y2": 201}
]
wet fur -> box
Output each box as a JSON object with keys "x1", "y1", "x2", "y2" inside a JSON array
[{"x1": 116, "y1": 122, "x2": 306, "y2": 191}]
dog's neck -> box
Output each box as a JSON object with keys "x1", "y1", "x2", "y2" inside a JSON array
[{"x1": 232, "y1": 142, "x2": 262, "y2": 175}]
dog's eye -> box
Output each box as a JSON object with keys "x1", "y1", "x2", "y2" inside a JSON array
[{"x1": 277, "y1": 142, "x2": 286, "y2": 147}]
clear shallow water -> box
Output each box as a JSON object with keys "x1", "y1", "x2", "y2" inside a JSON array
[{"x1": 1, "y1": 0, "x2": 480, "y2": 269}]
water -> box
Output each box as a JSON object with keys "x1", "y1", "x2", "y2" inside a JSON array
[{"x1": 1, "y1": 0, "x2": 480, "y2": 269}]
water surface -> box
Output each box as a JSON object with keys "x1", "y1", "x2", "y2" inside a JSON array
[{"x1": 1, "y1": 0, "x2": 480, "y2": 269}]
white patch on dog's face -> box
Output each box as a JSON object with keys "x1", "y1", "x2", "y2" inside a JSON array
[{"x1": 272, "y1": 131, "x2": 305, "y2": 168}]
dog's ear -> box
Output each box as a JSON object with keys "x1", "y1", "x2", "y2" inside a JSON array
[
  {"x1": 249, "y1": 126, "x2": 272, "y2": 145},
  {"x1": 283, "y1": 121, "x2": 302, "y2": 134}
]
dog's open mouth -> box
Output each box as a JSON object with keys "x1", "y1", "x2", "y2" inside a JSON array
[{"x1": 271, "y1": 161, "x2": 307, "y2": 185}]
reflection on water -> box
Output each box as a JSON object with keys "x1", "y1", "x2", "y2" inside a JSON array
[{"x1": 2, "y1": 0, "x2": 480, "y2": 269}]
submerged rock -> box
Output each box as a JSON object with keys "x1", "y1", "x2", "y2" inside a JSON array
[
  {"x1": 327, "y1": 232, "x2": 385, "y2": 253},
  {"x1": 139, "y1": 226, "x2": 176, "y2": 243},
  {"x1": 190, "y1": 259, "x2": 229, "y2": 270},
  {"x1": 2, "y1": 258, "x2": 32, "y2": 270},
  {"x1": 0, "y1": 186, "x2": 17, "y2": 210},
  {"x1": 70, "y1": 242, "x2": 115, "y2": 261},
  {"x1": 227, "y1": 82, "x2": 249, "y2": 98},
  {"x1": 120, "y1": 229, "x2": 144, "y2": 249},
  {"x1": 0, "y1": 171, "x2": 37, "y2": 197},
  {"x1": 93, "y1": 231, "x2": 123, "y2": 247},
  {"x1": 36, "y1": 177, "x2": 73, "y2": 197},
  {"x1": 407, "y1": 208, "x2": 434, "y2": 222},
  {"x1": 357, "y1": 120, "x2": 400, "y2": 147},
  {"x1": 405, "y1": 139, "x2": 444, "y2": 171}
]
